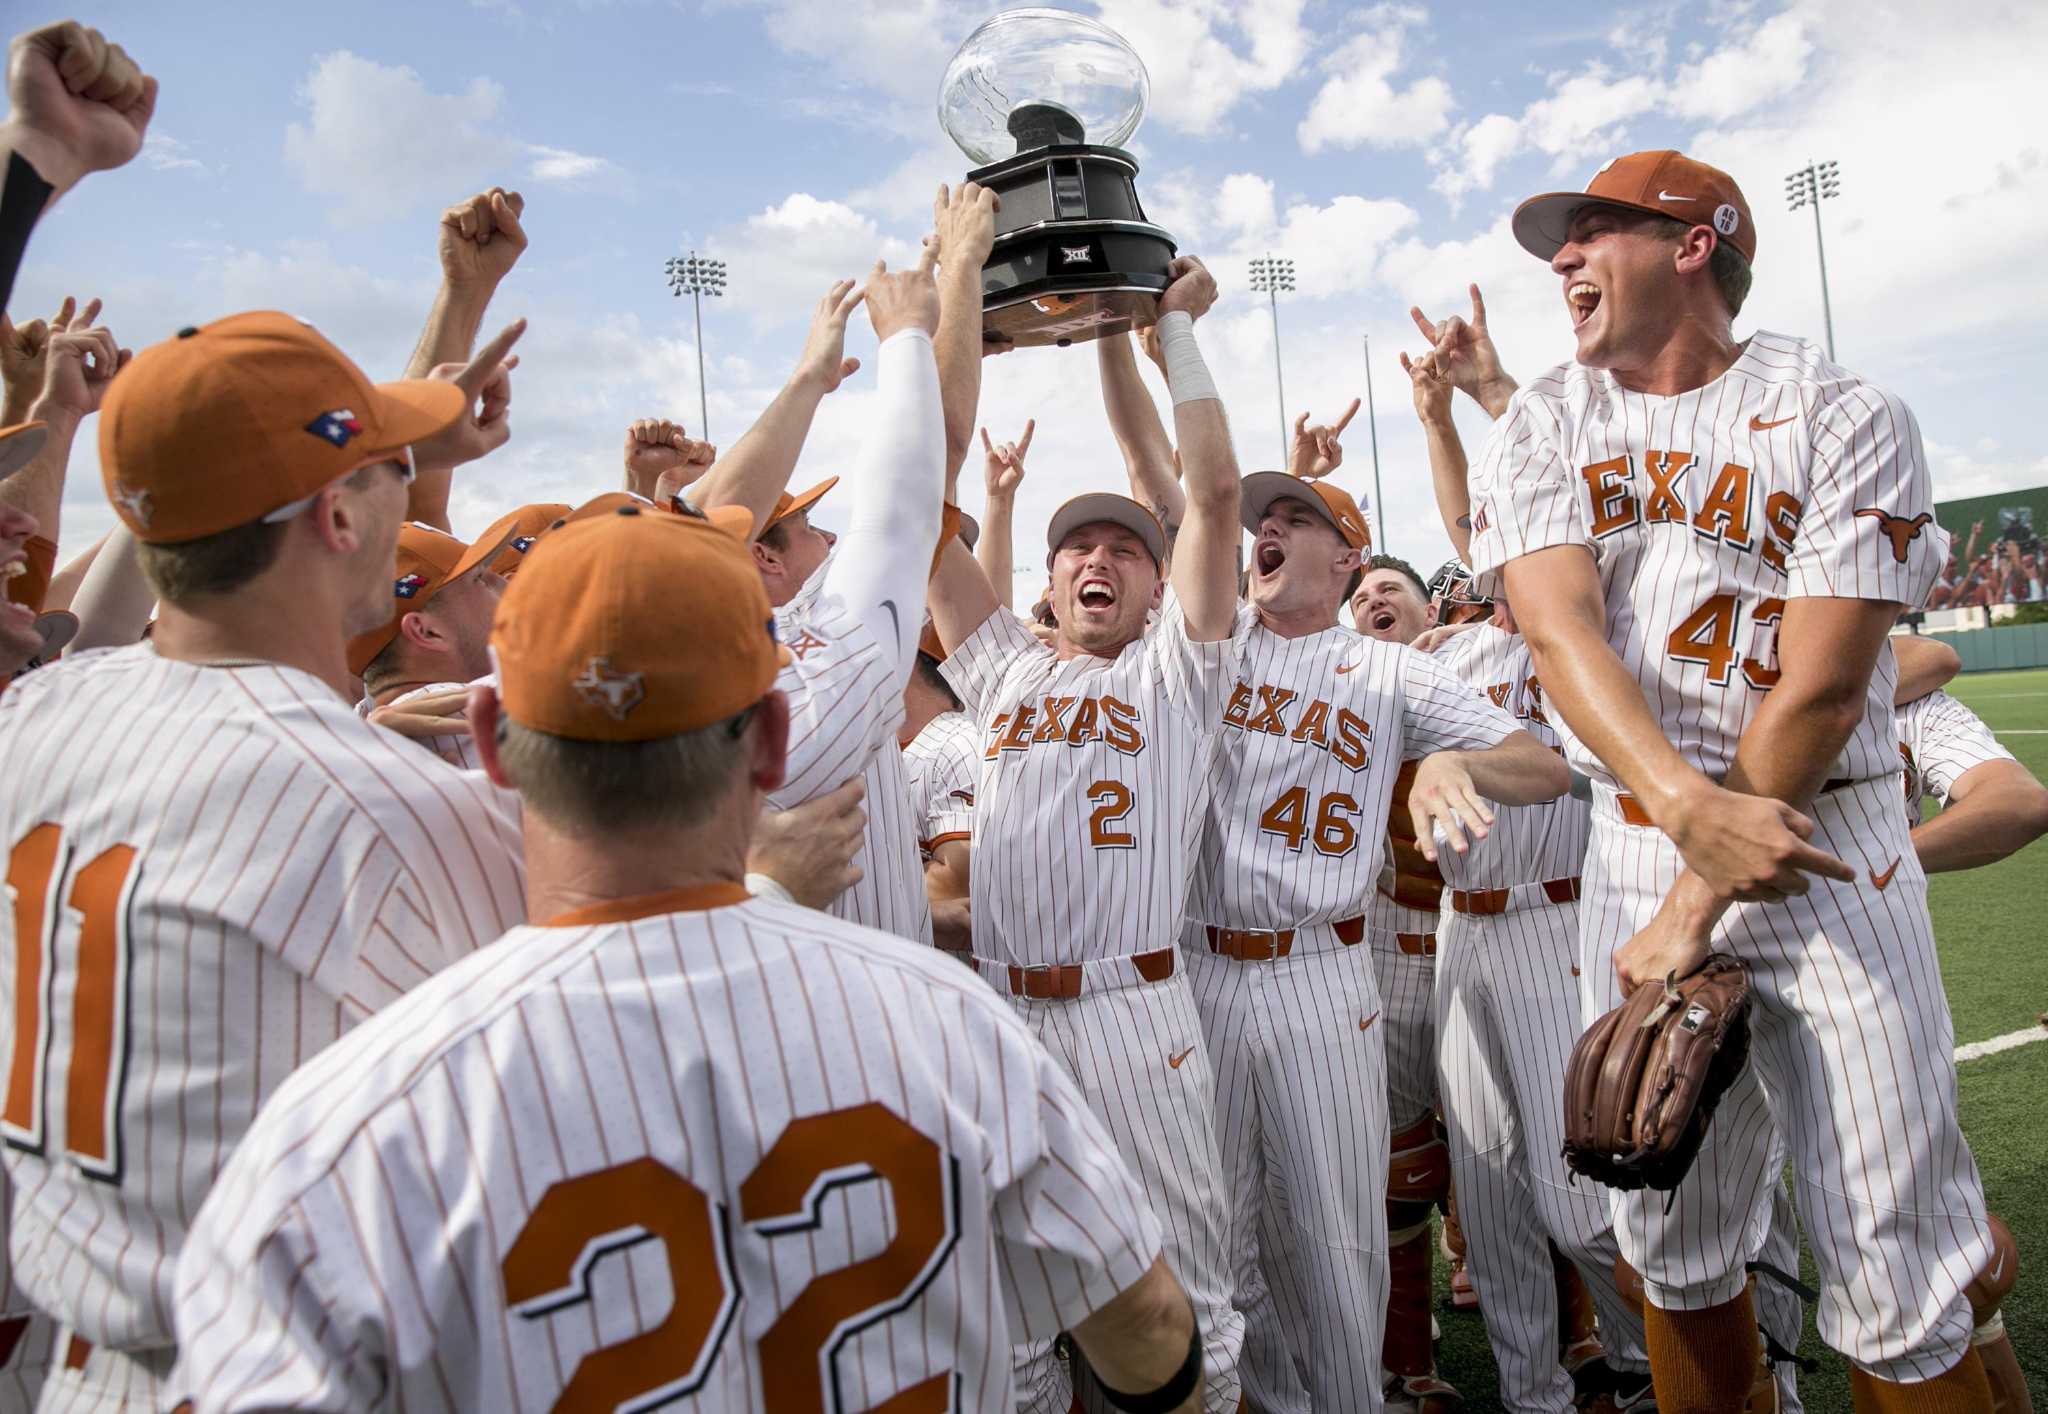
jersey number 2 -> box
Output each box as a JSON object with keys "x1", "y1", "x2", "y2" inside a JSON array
[
  {"x1": 503, "y1": 1100, "x2": 960, "y2": 1413},
  {"x1": 4, "y1": 824, "x2": 137, "y2": 1182}
]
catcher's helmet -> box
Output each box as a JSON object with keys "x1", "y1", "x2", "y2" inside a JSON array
[{"x1": 1428, "y1": 558, "x2": 1493, "y2": 625}]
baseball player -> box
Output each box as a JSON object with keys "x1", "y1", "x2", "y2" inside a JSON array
[
  {"x1": 903, "y1": 622, "x2": 978, "y2": 951},
  {"x1": 167, "y1": 508, "x2": 1208, "y2": 1414},
  {"x1": 926, "y1": 254, "x2": 1248, "y2": 1412},
  {"x1": 1469, "y1": 149, "x2": 1996, "y2": 1404},
  {"x1": 0, "y1": 312, "x2": 528, "y2": 1411},
  {"x1": 1345, "y1": 555, "x2": 1463, "y2": 1404},
  {"x1": 348, "y1": 515, "x2": 521, "y2": 768},
  {"x1": 1190, "y1": 466, "x2": 1565, "y2": 1414}
]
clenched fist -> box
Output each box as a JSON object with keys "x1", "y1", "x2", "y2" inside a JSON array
[
  {"x1": 623, "y1": 418, "x2": 716, "y2": 500},
  {"x1": 5, "y1": 21, "x2": 157, "y2": 192}
]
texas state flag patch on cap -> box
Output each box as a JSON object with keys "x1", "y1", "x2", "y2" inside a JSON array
[
  {"x1": 394, "y1": 572, "x2": 428, "y2": 599},
  {"x1": 305, "y1": 408, "x2": 363, "y2": 448}
]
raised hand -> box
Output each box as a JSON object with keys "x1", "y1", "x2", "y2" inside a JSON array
[
  {"x1": 1400, "y1": 348, "x2": 1454, "y2": 427},
  {"x1": 623, "y1": 418, "x2": 714, "y2": 499},
  {"x1": 794, "y1": 278, "x2": 865, "y2": 394},
  {"x1": 865, "y1": 258, "x2": 941, "y2": 343},
  {"x1": 0, "y1": 295, "x2": 99, "y2": 422},
  {"x1": 4, "y1": 21, "x2": 157, "y2": 192},
  {"x1": 437, "y1": 187, "x2": 527, "y2": 292},
  {"x1": 929, "y1": 181, "x2": 1000, "y2": 275},
  {"x1": 1288, "y1": 398, "x2": 1358, "y2": 480},
  {"x1": 1409, "y1": 283, "x2": 1514, "y2": 417},
  {"x1": 1158, "y1": 255, "x2": 1219, "y2": 322},
  {"x1": 37, "y1": 320, "x2": 129, "y2": 421},
  {"x1": 412, "y1": 318, "x2": 525, "y2": 472},
  {"x1": 981, "y1": 419, "x2": 1033, "y2": 498}
]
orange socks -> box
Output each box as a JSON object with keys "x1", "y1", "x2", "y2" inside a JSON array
[{"x1": 1644, "y1": 1289, "x2": 1762, "y2": 1413}]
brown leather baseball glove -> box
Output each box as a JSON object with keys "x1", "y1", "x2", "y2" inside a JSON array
[{"x1": 1562, "y1": 954, "x2": 1753, "y2": 1192}]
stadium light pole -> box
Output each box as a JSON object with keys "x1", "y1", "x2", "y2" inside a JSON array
[
  {"x1": 1248, "y1": 254, "x2": 1296, "y2": 468},
  {"x1": 1784, "y1": 160, "x2": 1840, "y2": 361},
  {"x1": 665, "y1": 252, "x2": 727, "y2": 440},
  {"x1": 1361, "y1": 332, "x2": 1386, "y2": 557}
]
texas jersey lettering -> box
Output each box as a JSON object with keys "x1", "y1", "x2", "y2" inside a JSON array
[{"x1": 1468, "y1": 330, "x2": 1951, "y2": 789}]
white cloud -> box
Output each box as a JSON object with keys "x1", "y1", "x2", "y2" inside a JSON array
[
  {"x1": 1296, "y1": 8, "x2": 1455, "y2": 154},
  {"x1": 709, "y1": 193, "x2": 923, "y2": 328},
  {"x1": 1669, "y1": 11, "x2": 1813, "y2": 122},
  {"x1": 1087, "y1": 0, "x2": 1312, "y2": 136},
  {"x1": 525, "y1": 145, "x2": 619, "y2": 184},
  {"x1": 1432, "y1": 113, "x2": 1522, "y2": 204},
  {"x1": 142, "y1": 134, "x2": 207, "y2": 174}
]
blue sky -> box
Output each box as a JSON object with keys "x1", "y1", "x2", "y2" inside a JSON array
[{"x1": 20, "y1": 0, "x2": 2046, "y2": 595}]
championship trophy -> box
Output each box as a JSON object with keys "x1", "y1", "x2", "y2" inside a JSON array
[{"x1": 938, "y1": 8, "x2": 1178, "y2": 349}]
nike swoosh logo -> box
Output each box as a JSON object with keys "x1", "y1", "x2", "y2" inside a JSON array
[
  {"x1": 1336, "y1": 662, "x2": 1360, "y2": 675},
  {"x1": 1168, "y1": 1046, "x2": 1195, "y2": 1069},
  {"x1": 1657, "y1": 190, "x2": 1694, "y2": 201},
  {"x1": 1359, "y1": 1012, "x2": 1380, "y2": 1032},
  {"x1": 1871, "y1": 855, "x2": 1902, "y2": 891},
  {"x1": 1403, "y1": 1170, "x2": 1433, "y2": 1185},
  {"x1": 1988, "y1": 1252, "x2": 2006, "y2": 1283},
  {"x1": 1750, "y1": 414, "x2": 1796, "y2": 431},
  {"x1": 880, "y1": 598, "x2": 901, "y2": 642}
]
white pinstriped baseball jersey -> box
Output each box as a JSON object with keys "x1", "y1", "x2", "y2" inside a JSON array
[
  {"x1": 1897, "y1": 688, "x2": 2015, "y2": 818},
  {"x1": 903, "y1": 711, "x2": 978, "y2": 861},
  {"x1": 941, "y1": 595, "x2": 1234, "y2": 966},
  {"x1": 0, "y1": 645, "x2": 527, "y2": 1354},
  {"x1": 168, "y1": 887, "x2": 1163, "y2": 1413},
  {"x1": 1192, "y1": 607, "x2": 1521, "y2": 929},
  {"x1": 1430, "y1": 624, "x2": 1590, "y2": 892},
  {"x1": 376, "y1": 680, "x2": 484, "y2": 771},
  {"x1": 772, "y1": 595, "x2": 932, "y2": 945},
  {"x1": 1468, "y1": 331, "x2": 1949, "y2": 788}
]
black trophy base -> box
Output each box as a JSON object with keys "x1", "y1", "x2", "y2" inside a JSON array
[{"x1": 967, "y1": 143, "x2": 1177, "y2": 350}]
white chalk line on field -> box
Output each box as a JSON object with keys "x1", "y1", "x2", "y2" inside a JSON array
[{"x1": 1955, "y1": 1025, "x2": 2048, "y2": 1064}]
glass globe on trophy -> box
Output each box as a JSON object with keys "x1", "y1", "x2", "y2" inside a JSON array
[{"x1": 938, "y1": 8, "x2": 1178, "y2": 349}]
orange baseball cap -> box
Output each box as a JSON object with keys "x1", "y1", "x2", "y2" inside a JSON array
[
  {"x1": 558, "y1": 490, "x2": 751, "y2": 539},
  {"x1": 492, "y1": 506, "x2": 791, "y2": 743},
  {"x1": 496, "y1": 502, "x2": 571, "y2": 577},
  {"x1": 1045, "y1": 492, "x2": 1167, "y2": 568},
  {"x1": 1239, "y1": 472, "x2": 1372, "y2": 551},
  {"x1": 100, "y1": 312, "x2": 465, "y2": 544},
  {"x1": 1513, "y1": 150, "x2": 1756, "y2": 266},
  {"x1": 0, "y1": 422, "x2": 47, "y2": 480},
  {"x1": 346, "y1": 510, "x2": 523, "y2": 675},
  {"x1": 766, "y1": 476, "x2": 837, "y2": 532}
]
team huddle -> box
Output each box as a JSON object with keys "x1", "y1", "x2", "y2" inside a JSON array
[{"x1": 0, "y1": 17, "x2": 2043, "y2": 1414}]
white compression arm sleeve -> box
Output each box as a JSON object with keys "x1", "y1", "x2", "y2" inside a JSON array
[{"x1": 817, "y1": 327, "x2": 945, "y2": 681}]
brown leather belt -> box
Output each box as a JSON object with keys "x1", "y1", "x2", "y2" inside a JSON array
[
  {"x1": 1205, "y1": 916, "x2": 1365, "y2": 961},
  {"x1": 1450, "y1": 877, "x2": 1582, "y2": 915},
  {"x1": 1615, "y1": 779, "x2": 1855, "y2": 829},
  {"x1": 1396, "y1": 932, "x2": 1437, "y2": 957},
  {"x1": 1006, "y1": 948, "x2": 1175, "y2": 999},
  {"x1": 64, "y1": 1334, "x2": 91, "y2": 1371}
]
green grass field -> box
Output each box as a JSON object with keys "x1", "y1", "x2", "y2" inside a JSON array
[{"x1": 1431, "y1": 666, "x2": 2048, "y2": 1408}]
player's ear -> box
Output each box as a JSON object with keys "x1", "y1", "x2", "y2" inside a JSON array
[
  {"x1": 750, "y1": 538, "x2": 779, "y2": 577},
  {"x1": 398, "y1": 611, "x2": 438, "y2": 651},
  {"x1": 748, "y1": 689, "x2": 791, "y2": 795},
  {"x1": 469, "y1": 684, "x2": 513, "y2": 790},
  {"x1": 1674, "y1": 225, "x2": 1716, "y2": 277}
]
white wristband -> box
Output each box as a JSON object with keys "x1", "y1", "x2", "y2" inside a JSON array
[
  {"x1": 744, "y1": 871, "x2": 796, "y2": 905},
  {"x1": 1155, "y1": 310, "x2": 1218, "y2": 406}
]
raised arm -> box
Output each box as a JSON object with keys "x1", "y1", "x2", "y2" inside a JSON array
[
  {"x1": 928, "y1": 182, "x2": 1000, "y2": 482},
  {"x1": 812, "y1": 259, "x2": 945, "y2": 678},
  {"x1": 404, "y1": 319, "x2": 525, "y2": 531},
  {"x1": 1403, "y1": 353, "x2": 1473, "y2": 563},
  {"x1": 0, "y1": 22, "x2": 155, "y2": 310},
  {"x1": 621, "y1": 418, "x2": 716, "y2": 503},
  {"x1": 65, "y1": 522, "x2": 153, "y2": 651},
  {"x1": 0, "y1": 311, "x2": 128, "y2": 547},
  {"x1": 1409, "y1": 284, "x2": 1517, "y2": 421},
  {"x1": 976, "y1": 421, "x2": 1028, "y2": 611},
  {"x1": 1155, "y1": 257, "x2": 1239, "y2": 641},
  {"x1": 1099, "y1": 332, "x2": 1184, "y2": 532}
]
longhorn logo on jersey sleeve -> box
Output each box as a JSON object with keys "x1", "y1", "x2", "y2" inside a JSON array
[
  {"x1": 572, "y1": 657, "x2": 646, "y2": 720},
  {"x1": 1854, "y1": 508, "x2": 1933, "y2": 564}
]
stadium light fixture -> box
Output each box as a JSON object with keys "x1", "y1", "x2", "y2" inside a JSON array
[
  {"x1": 1784, "y1": 160, "x2": 1840, "y2": 361},
  {"x1": 1248, "y1": 253, "x2": 1296, "y2": 469},
  {"x1": 665, "y1": 252, "x2": 727, "y2": 441}
]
